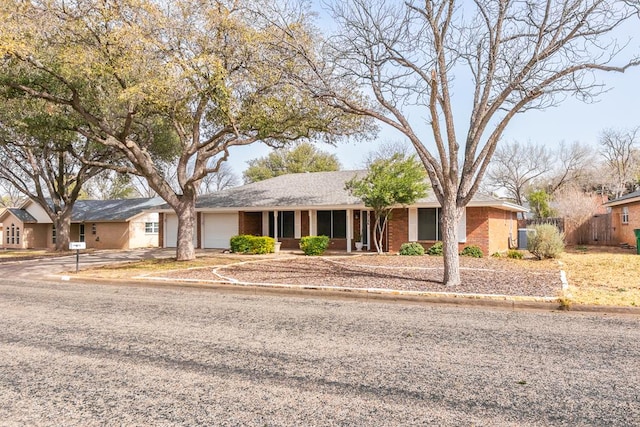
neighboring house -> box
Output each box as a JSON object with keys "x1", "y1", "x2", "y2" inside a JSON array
[
  {"x1": 0, "y1": 198, "x2": 164, "y2": 250},
  {"x1": 156, "y1": 171, "x2": 527, "y2": 255},
  {"x1": 603, "y1": 190, "x2": 640, "y2": 246}
]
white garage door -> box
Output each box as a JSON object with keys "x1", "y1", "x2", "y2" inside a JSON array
[
  {"x1": 203, "y1": 213, "x2": 239, "y2": 249},
  {"x1": 164, "y1": 214, "x2": 198, "y2": 248}
]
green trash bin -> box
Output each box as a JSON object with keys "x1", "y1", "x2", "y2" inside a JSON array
[{"x1": 635, "y1": 229, "x2": 640, "y2": 255}]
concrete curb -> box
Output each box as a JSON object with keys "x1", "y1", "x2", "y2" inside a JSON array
[{"x1": 53, "y1": 272, "x2": 640, "y2": 316}]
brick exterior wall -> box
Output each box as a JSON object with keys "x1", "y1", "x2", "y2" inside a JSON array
[
  {"x1": 385, "y1": 206, "x2": 516, "y2": 255},
  {"x1": 610, "y1": 202, "x2": 640, "y2": 246},
  {"x1": 301, "y1": 210, "x2": 309, "y2": 236},
  {"x1": 486, "y1": 208, "x2": 517, "y2": 254},
  {"x1": 465, "y1": 207, "x2": 490, "y2": 255},
  {"x1": 387, "y1": 208, "x2": 408, "y2": 252}
]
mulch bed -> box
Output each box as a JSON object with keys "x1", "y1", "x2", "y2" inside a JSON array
[{"x1": 156, "y1": 255, "x2": 563, "y2": 298}]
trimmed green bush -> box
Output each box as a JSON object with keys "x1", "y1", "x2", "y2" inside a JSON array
[
  {"x1": 249, "y1": 236, "x2": 275, "y2": 254},
  {"x1": 426, "y1": 241, "x2": 443, "y2": 256},
  {"x1": 299, "y1": 235, "x2": 330, "y2": 256},
  {"x1": 527, "y1": 224, "x2": 565, "y2": 260},
  {"x1": 229, "y1": 235, "x2": 275, "y2": 254},
  {"x1": 230, "y1": 235, "x2": 252, "y2": 254},
  {"x1": 460, "y1": 245, "x2": 483, "y2": 258},
  {"x1": 506, "y1": 249, "x2": 524, "y2": 259},
  {"x1": 399, "y1": 242, "x2": 425, "y2": 256}
]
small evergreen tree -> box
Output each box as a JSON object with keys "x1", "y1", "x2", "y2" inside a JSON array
[{"x1": 346, "y1": 153, "x2": 428, "y2": 254}]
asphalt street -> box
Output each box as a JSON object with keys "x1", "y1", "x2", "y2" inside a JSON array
[{"x1": 0, "y1": 277, "x2": 638, "y2": 426}]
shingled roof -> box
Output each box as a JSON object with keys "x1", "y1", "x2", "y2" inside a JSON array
[
  {"x1": 70, "y1": 198, "x2": 164, "y2": 222},
  {"x1": 187, "y1": 171, "x2": 525, "y2": 212},
  {"x1": 604, "y1": 190, "x2": 640, "y2": 207},
  {"x1": 6, "y1": 208, "x2": 37, "y2": 223}
]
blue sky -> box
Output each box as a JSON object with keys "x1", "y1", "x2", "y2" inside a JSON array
[{"x1": 225, "y1": 2, "x2": 640, "y2": 179}]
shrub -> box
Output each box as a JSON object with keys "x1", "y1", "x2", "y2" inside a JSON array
[
  {"x1": 527, "y1": 224, "x2": 565, "y2": 260},
  {"x1": 230, "y1": 235, "x2": 275, "y2": 254},
  {"x1": 426, "y1": 241, "x2": 443, "y2": 256},
  {"x1": 460, "y1": 245, "x2": 483, "y2": 258},
  {"x1": 506, "y1": 249, "x2": 524, "y2": 259},
  {"x1": 249, "y1": 236, "x2": 275, "y2": 254},
  {"x1": 491, "y1": 252, "x2": 502, "y2": 258},
  {"x1": 299, "y1": 235, "x2": 330, "y2": 256},
  {"x1": 399, "y1": 242, "x2": 425, "y2": 256},
  {"x1": 230, "y1": 235, "x2": 252, "y2": 254}
]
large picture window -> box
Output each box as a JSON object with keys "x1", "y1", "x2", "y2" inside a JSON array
[
  {"x1": 268, "y1": 211, "x2": 295, "y2": 238},
  {"x1": 418, "y1": 208, "x2": 441, "y2": 241},
  {"x1": 317, "y1": 210, "x2": 346, "y2": 238}
]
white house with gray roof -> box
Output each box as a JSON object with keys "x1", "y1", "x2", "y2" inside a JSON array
[
  {"x1": 156, "y1": 171, "x2": 526, "y2": 255},
  {"x1": 0, "y1": 198, "x2": 164, "y2": 250}
]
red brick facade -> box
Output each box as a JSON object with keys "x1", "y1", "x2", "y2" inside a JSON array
[{"x1": 609, "y1": 201, "x2": 640, "y2": 246}]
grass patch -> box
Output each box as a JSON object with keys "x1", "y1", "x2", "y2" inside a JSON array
[
  {"x1": 560, "y1": 249, "x2": 640, "y2": 307},
  {"x1": 74, "y1": 255, "x2": 245, "y2": 279},
  {"x1": 0, "y1": 249, "x2": 54, "y2": 258}
]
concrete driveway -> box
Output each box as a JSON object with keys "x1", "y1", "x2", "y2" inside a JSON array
[
  {"x1": 1, "y1": 277, "x2": 639, "y2": 426},
  {"x1": 0, "y1": 248, "x2": 175, "y2": 278}
]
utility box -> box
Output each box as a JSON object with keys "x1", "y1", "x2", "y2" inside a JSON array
[
  {"x1": 518, "y1": 229, "x2": 528, "y2": 250},
  {"x1": 634, "y1": 229, "x2": 640, "y2": 255}
]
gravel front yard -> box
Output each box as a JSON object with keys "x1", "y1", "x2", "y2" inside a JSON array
[{"x1": 156, "y1": 255, "x2": 563, "y2": 298}]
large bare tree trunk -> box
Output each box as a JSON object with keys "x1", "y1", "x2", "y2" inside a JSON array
[
  {"x1": 440, "y1": 195, "x2": 463, "y2": 287},
  {"x1": 175, "y1": 194, "x2": 197, "y2": 261},
  {"x1": 53, "y1": 210, "x2": 72, "y2": 252}
]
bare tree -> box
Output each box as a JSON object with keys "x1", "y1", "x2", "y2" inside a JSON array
[
  {"x1": 548, "y1": 141, "x2": 596, "y2": 194},
  {"x1": 200, "y1": 162, "x2": 240, "y2": 194},
  {"x1": 84, "y1": 170, "x2": 137, "y2": 200},
  {"x1": 0, "y1": 180, "x2": 23, "y2": 207},
  {"x1": 298, "y1": 0, "x2": 639, "y2": 285},
  {"x1": 485, "y1": 141, "x2": 552, "y2": 205},
  {"x1": 598, "y1": 127, "x2": 640, "y2": 198},
  {"x1": 554, "y1": 185, "x2": 603, "y2": 244}
]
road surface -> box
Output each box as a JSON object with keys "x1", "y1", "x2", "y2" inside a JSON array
[{"x1": 0, "y1": 278, "x2": 638, "y2": 426}]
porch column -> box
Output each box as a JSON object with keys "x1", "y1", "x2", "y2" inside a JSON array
[
  {"x1": 346, "y1": 209, "x2": 352, "y2": 253},
  {"x1": 309, "y1": 210, "x2": 316, "y2": 236},
  {"x1": 273, "y1": 210, "x2": 279, "y2": 242}
]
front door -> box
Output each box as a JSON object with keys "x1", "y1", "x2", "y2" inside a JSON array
[{"x1": 361, "y1": 210, "x2": 369, "y2": 251}]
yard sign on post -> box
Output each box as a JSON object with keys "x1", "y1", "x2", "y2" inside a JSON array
[{"x1": 69, "y1": 242, "x2": 86, "y2": 273}]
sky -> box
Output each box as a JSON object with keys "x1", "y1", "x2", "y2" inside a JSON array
[{"x1": 223, "y1": 2, "x2": 640, "y2": 180}]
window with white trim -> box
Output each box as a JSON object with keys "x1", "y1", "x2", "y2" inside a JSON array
[
  {"x1": 622, "y1": 207, "x2": 629, "y2": 224},
  {"x1": 145, "y1": 222, "x2": 159, "y2": 234},
  {"x1": 79, "y1": 224, "x2": 85, "y2": 242},
  {"x1": 268, "y1": 211, "x2": 294, "y2": 238},
  {"x1": 418, "y1": 208, "x2": 442, "y2": 241}
]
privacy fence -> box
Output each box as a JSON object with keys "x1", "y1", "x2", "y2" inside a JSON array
[{"x1": 519, "y1": 213, "x2": 613, "y2": 246}]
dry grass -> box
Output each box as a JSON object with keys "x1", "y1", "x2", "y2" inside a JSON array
[
  {"x1": 75, "y1": 255, "x2": 246, "y2": 280},
  {"x1": 560, "y1": 246, "x2": 640, "y2": 307},
  {"x1": 0, "y1": 249, "x2": 52, "y2": 258}
]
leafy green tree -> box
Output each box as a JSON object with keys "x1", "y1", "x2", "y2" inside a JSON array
[
  {"x1": 527, "y1": 189, "x2": 555, "y2": 219},
  {"x1": 0, "y1": 99, "x2": 114, "y2": 251},
  {"x1": 346, "y1": 153, "x2": 428, "y2": 254},
  {"x1": 243, "y1": 142, "x2": 341, "y2": 183},
  {"x1": 0, "y1": 0, "x2": 365, "y2": 260}
]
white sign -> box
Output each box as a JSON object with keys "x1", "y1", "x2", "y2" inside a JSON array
[{"x1": 69, "y1": 242, "x2": 86, "y2": 250}]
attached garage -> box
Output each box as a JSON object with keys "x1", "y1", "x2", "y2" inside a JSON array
[
  {"x1": 163, "y1": 214, "x2": 198, "y2": 248},
  {"x1": 202, "y1": 212, "x2": 238, "y2": 249}
]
